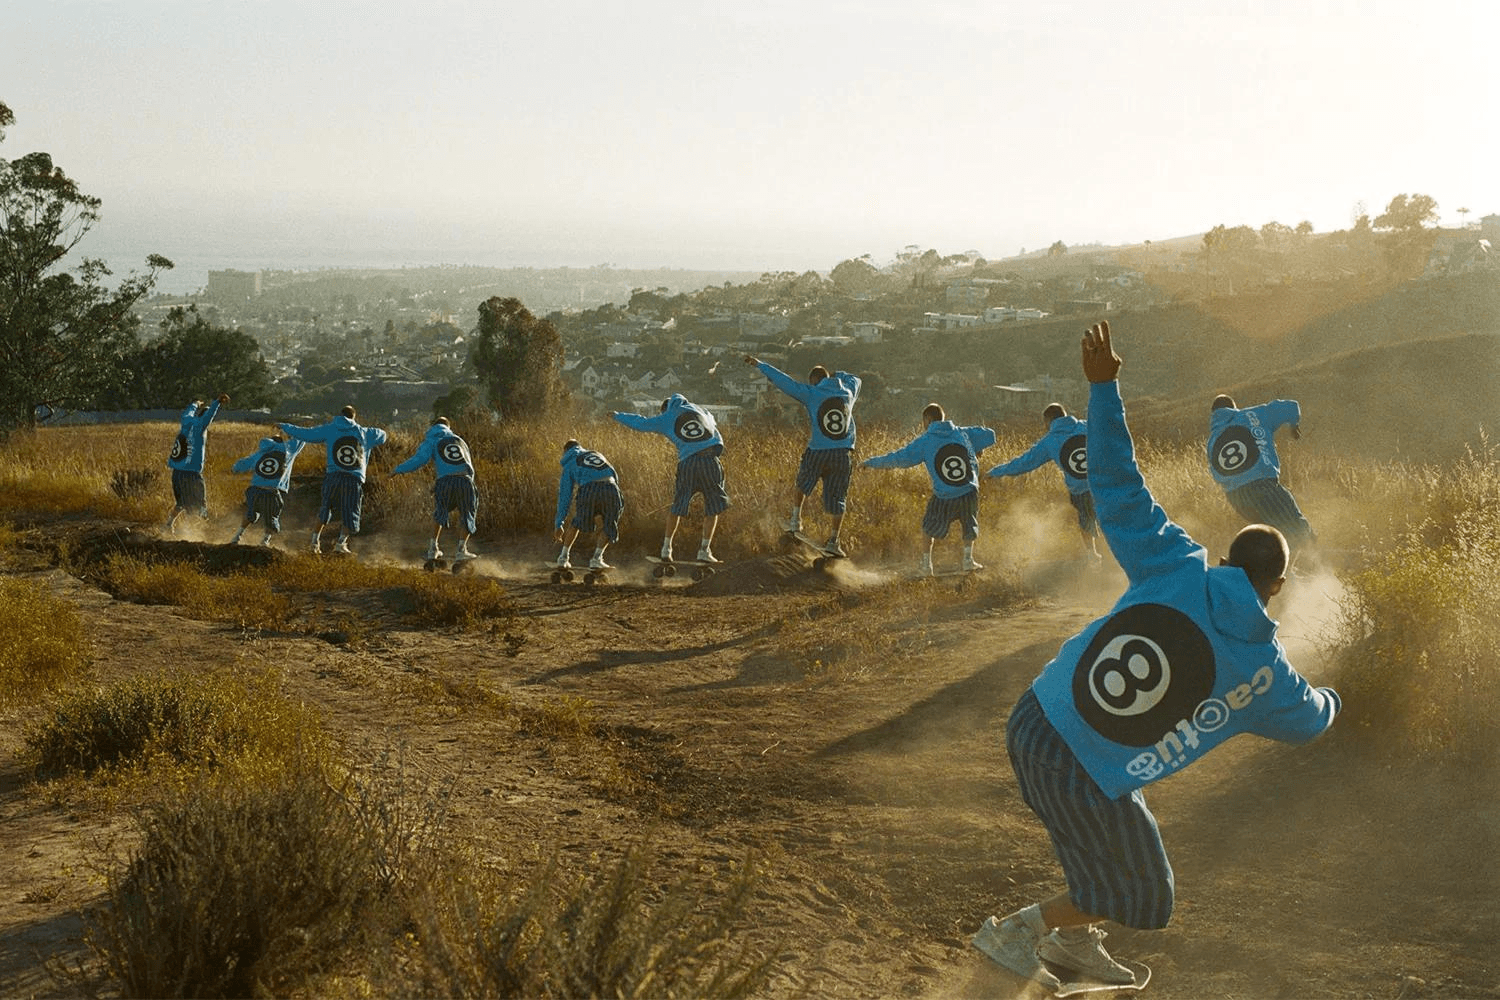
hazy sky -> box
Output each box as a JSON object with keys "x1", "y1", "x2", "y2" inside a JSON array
[{"x1": 4, "y1": 0, "x2": 1495, "y2": 283}]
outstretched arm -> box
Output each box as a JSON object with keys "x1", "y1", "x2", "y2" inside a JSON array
[{"x1": 1082, "y1": 321, "x2": 1204, "y2": 581}]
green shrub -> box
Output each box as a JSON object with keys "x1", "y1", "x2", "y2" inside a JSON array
[{"x1": 0, "y1": 576, "x2": 91, "y2": 709}]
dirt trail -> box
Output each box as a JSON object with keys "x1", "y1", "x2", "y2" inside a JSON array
[{"x1": 1, "y1": 543, "x2": 1496, "y2": 999}]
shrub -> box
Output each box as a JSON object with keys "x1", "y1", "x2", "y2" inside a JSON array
[
  {"x1": 1330, "y1": 442, "x2": 1500, "y2": 757},
  {"x1": 0, "y1": 576, "x2": 91, "y2": 709},
  {"x1": 407, "y1": 842, "x2": 773, "y2": 999},
  {"x1": 86, "y1": 768, "x2": 381, "y2": 998},
  {"x1": 22, "y1": 669, "x2": 333, "y2": 787},
  {"x1": 98, "y1": 554, "x2": 292, "y2": 629}
]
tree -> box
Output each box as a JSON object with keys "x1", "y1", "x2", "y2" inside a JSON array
[
  {"x1": 467, "y1": 296, "x2": 567, "y2": 419},
  {"x1": 121, "y1": 305, "x2": 277, "y2": 408},
  {"x1": 0, "y1": 100, "x2": 173, "y2": 429},
  {"x1": 1373, "y1": 193, "x2": 1438, "y2": 232},
  {"x1": 1048, "y1": 240, "x2": 1068, "y2": 257}
]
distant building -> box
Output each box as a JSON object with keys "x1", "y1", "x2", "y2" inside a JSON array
[{"x1": 206, "y1": 269, "x2": 262, "y2": 301}]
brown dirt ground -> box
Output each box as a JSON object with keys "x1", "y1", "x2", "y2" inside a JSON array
[{"x1": 1, "y1": 521, "x2": 1497, "y2": 1000}]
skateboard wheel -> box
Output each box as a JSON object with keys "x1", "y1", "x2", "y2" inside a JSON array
[
  {"x1": 664, "y1": 564, "x2": 677, "y2": 577},
  {"x1": 652, "y1": 564, "x2": 665, "y2": 578},
  {"x1": 551, "y1": 571, "x2": 563, "y2": 584},
  {"x1": 812, "y1": 556, "x2": 826, "y2": 570}
]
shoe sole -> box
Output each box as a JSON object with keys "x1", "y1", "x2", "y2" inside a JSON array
[
  {"x1": 1036, "y1": 943, "x2": 1135, "y2": 985},
  {"x1": 971, "y1": 921, "x2": 1061, "y2": 990}
]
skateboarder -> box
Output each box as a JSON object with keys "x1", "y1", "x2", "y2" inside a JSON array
[
  {"x1": 228, "y1": 432, "x2": 305, "y2": 546},
  {"x1": 279, "y1": 405, "x2": 387, "y2": 555},
  {"x1": 612, "y1": 394, "x2": 728, "y2": 564},
  {"x1": 553, "y1": 439, "x2": 624, "y2": 571},
  {"x1": 1207, "y1": 394, "x2": 1316, "y2": 551},
  {"x1": 164, "y1": 393, "x2": 228, "y2": 534},
  {"x1": 392, "y1": 416, "x2": 478, "y2": 563},
  {"x1": 987, "y1": 402, "x2": 1101, "y2": 561},
  {"x1": 744, "y1": 355, "x2": 861, "y2": 556},
  {"x1": 972, "y1": 321, "x2": 1340, "y2": 990},
  {"x1": 862, "y1": 402, "x2": 995, "y2": 575}
]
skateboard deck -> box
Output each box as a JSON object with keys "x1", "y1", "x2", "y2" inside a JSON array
[
  {"x1": 1051, "y1": 959, "x2": 1150, "y2": 997},
  {"x1": 783, "y1": 530, "x2": 847, "y2": 569},
  {"x1": 645, "y1": 554, "x2": 722, "y2": 581},
  {"x1": 913, "y1": 566, "x2": 985, "y2": 580}
]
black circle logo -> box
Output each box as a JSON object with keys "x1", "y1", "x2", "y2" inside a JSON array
[
  {"x1": 674, "y1": 412, "x2": 711, "y2": 442},
  {"x1": 580, "y1": 451, "x2": 608, "y2": 469},
  {"x1": 817, "y1": 398, "x2": 851, "y2": 441},
  {"x1": 934, "y1": 442, "x2": 973, "y2": 486},
  {"x1": 256, "y1": 451, "x2": 285, "y2": 479},
  {"x1": 1211, "y1": 426, "x2": 1259, "y2": 477},
  {"x1": 1071, "y1": 603, "x2": 1216, "y2": 746},
  {"x1": 170, "y1": 434, "x2": 188, "y2": 462},
  {"x1": 1060, "y1": 433, "x2": 1088, "y2": 481},
  {"x1": 333, "y1": 435, "x2": 364, "y2": 470},
  {"x1": 440, "y1": 438, "x2": 469, "y2": 466}
]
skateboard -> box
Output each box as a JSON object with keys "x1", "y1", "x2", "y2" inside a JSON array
[
  {"x1": 547, "y1": 563, "x2": 611, "y2": 585},
  {"x1": 645, "y1": 554, "x2": 721, "y2": 581},
  {"x1": 912, "y1": 566, "x2": 985, "y2": 581},
  {"x1": 424, "y1": 554, "x2": 476, "y2": 575},
  {"x1": 1051, "y1": 959, "x2": 1150, "y2": 997},
  {"x1": 783, "y1": 530, "x2": 847, "y2": 569}
]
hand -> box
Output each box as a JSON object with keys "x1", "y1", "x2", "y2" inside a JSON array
[
  {"x1": 218, "y1": 393, "x2": 230, "y2": 404},
  {"x1": 1291, "y1": 424, "x2": 1301, "y2": 440},
  {"x1": 1081, "y1": 320, "x2": 1121, "y2": 383},
  {"x1": 743, "y1": 354, "x2": 757, "y2": 366}
]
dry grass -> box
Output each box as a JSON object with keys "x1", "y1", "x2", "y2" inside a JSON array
[{"x1": 0, "y1": 576, "x2": 93, "y2": 709}]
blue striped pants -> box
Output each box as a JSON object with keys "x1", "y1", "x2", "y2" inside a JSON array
[
  {"x1": 1225, "y1": 477, "x2": 1315, "y2": 548},
  {"x1": 795, "y1": 447, "x2": 853, "y2": 514},
  {"x1": 319, "y1": 472, "x2": 365, "y2": 533},
  {"x1": 1006, "y1": 688, "x2": 1175, "y2": 929}
]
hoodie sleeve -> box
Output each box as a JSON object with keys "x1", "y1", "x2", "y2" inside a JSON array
[
  {"x1": 838, "y1": 372, "x2": 861, "y2": 400},
  {"x1": 1256, "y1": 400, "x2": 1302, "y2": 434},
  {"x1": 231, "y1": 449, "x2": 258, "y2": 474},
  {"x1": 393, "y1": 439, "x2": 432, "y2": 475},
  {"x1": 279, "y1": 422, "x2": 322, "y2": 442},
  {"x1": 964, "y1": 426, "x2": 997, "y2": 456},
  {"x1": 198, "y1": 398, "x2": 222, "y2": 428},
  {"x1": 555, "y1": 465, "x2": 575, "y2": 529},
  {"x1": 1088, "y1": 380, "x2": 1205, "y2": 583},
  {"x1": 757, "y1": 362, "x2": 813, "y2": 404},
  {"x1": 863, "y1": 435, "x2": 926, "y2": 469},
  {"x1": 612, "y1": 411, "x2": 660, "y2": 434},
  {"x1": 989, "y1": 433, "x2": 1054, "y2": 478},
  {"x1": 365, "y1": 427, "x2": 388, "y2": 449},
  {"x1": 1245, "y1": 655, "x2": 1341, "y2": 745}
]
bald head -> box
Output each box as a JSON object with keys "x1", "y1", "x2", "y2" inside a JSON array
[{"x1": 1225, "y1": 524, "x2": 1289, "y2": 603}]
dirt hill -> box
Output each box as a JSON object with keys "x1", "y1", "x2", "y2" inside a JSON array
[{"x1": 1, "y1": 525, "x2": 1497, "y2": 999}]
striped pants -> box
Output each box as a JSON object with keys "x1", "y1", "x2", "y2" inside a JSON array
[{"x1": 1006, "y1": 689, "x2": 1175, "y2": 929}]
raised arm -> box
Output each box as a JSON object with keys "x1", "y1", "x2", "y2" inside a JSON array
[
  {"x1": 1082, "y1": 321, "x2": 1205, "y2": 582},
  {"x1": 987, "y1": 433, "x2": 1053, "y2": 479}
]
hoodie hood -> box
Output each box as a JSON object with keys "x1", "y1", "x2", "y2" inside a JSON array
[{"x1": 1206, "y1": 564, "x2": 1278, "y2": 643}]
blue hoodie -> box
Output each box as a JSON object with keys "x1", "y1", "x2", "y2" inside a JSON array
[
  {"x1": 232, "y1": 437, "x2": 306, "y2": 492},
  {"x1": 1030, "y1": 381, "x2": 1339, "y2": 800},
  {"x1": 279, "y1": 415, "x2": 388, "y2": 482},
  {"x1": 863, "y1": 420, "x2": 996, "y2": 499},
  {"x1": 1207, "y1": 400, "x2": 1300, "y2": 491},
  {"x1": 166, "y1": 398, "x2": 222, "y2": 473},
  {"x1": 987, "y1": 414, "x2": 1091, "y2": 496},
  {"x1": 611, "y1": 394, "x2": 723, "y2": 460},
  {"x1": 555, "y1": 443, "x2": 619, "y2": 529},
  {"x1": 755, "y1": 361, "x2": 861, "y2": 451},
  {"x1": 393, "y1": 423, "x2": 475, "y2": 480}
]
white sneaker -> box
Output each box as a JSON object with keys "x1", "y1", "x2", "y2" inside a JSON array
[
  {"x1": 556, "y1": 549, "x2": 572, "y2": 569},
  {"x1": 333, "y1": 537, "x2": 352, "y2": 555},
  {"x1": 918, "y1": 553, "x2": 933, "y2": 576},
  {"x1": 455, "y1": 540, "x2": 475, "y2": 560},
  {"x1": 260, "y1": 533, "x2": 274, "y2": 547},
  {"x1": 971, "y1": 914, "x2": 1060, "y2": 990},
  {"x1": 660, "y1": 540, "x2": 673, "y2": 561},
  {"x1": 1038, "y1": 926, "x2": 1135, "y2": 985},
  {"x1": 589, "y1": 553, "x2": 612, "y2": 570},
  {"x1": 426, "y1": 542, "x2": 443, "y2": 561},
  {"x1": 230, "y1": 530, "x2": 244, "y2": 545},
  {"x1": 784, "y1": 515, "x2": 802, "y2": 534},
  {"x1": 964, "y1": 555, "x2": 985, "y2": 572},
  {"x1": 309, "y1": 530, "x2": 321, "y2": 554},
  {"x1": 164, "y1": 516, "x2": 178, "y2": 535},
  {"x1": 697, "y1": 545, "x2": 722, "y2": 564},
  {"x1": 824, "y1": 537, "x2": 846, "y2": 558}
]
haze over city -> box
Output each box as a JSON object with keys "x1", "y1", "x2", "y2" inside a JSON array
[{"x1": 4, "y1": 0, "x2": 1494, "y2": 293}]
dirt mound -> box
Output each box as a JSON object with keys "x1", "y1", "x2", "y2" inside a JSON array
[{"x1": 43, "y1": 523, "x2": 285, "y2": 574}]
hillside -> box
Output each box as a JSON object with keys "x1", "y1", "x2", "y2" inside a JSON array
[{"x1": 1125, "y1": 331, "x2": 1500, "y2": 462}]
